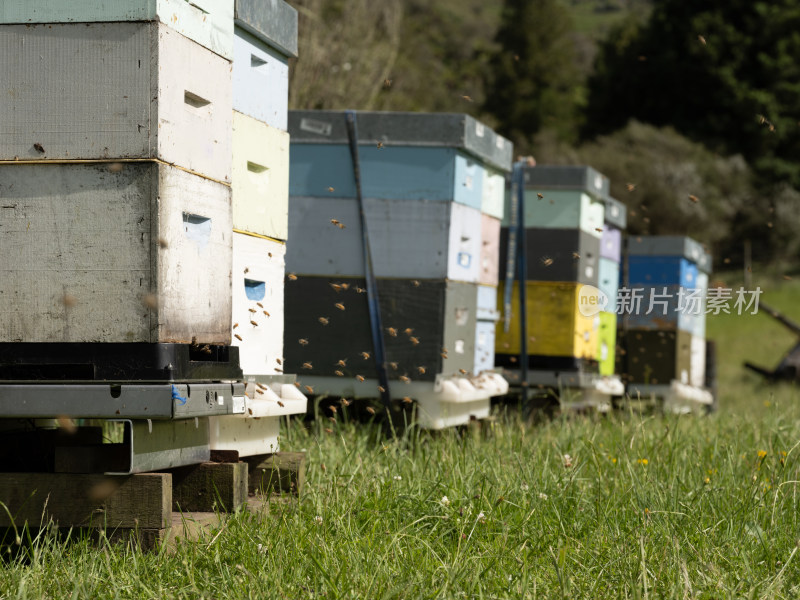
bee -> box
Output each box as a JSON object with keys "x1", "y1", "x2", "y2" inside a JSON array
[
  {"x1": 256, "y1": 302, "x2": 264, "y2": 308},
  {"x1": 509, "y1": 356, "x2": 518, "y2": 363},
  {"x1": 256, "y1": 388, "x2": 264, "y2": 395},
  {"x1": 304, "y1": 385, "x2": 314, "y2": 394},
  {"x1": 541, "y1": 257, "x2": 553, "y2": 267},
  {"x1": 248, "y1": 308, "x2": 257, "y2": 313},
  {"x1": 417, "y1": 366, "x2": 426, "y2": 374},
  {"x1": 268, "y1": 252, "x2": 272, "y2": 258},
  {"x1": 698, "y1": 34, "x2": 707, "y2": 45},
  {"x1": 334, "y1": 303, "x2": 345, "y2": 311},
  {"x1": 378, "y1": 385, "x2": 386, "y2": 393},
  {"x1": 276, "y1": 358, "x2": 282, "y2": 365},
  {"x1": 335, "y1": 370, "x2": 344, "y2": 376},
  {"x1": 277, "y1": 400, "x2": 285, "y2": 407},
  {"x1": 399, "y1": 375, "x2": 410, "y2": 383},
  {"x1": 383, "y1": 78, "x2": 392, "y2": 88},
  {"x1": 294, "y1": 381, "x2": 301, "y2": 388},
  {"x1": 337, "y1": 359, "x2": 347, "y2": 367},
  {"x1": 234, "y1": 334, "x2": 243, "y2": 341},
  {"x1": 626, "y1": 183, "x2": 636, "y2": 192},
  {"x1": 329, "y1": 416, "x2": 337, "y2": 423},
  {"x1": 366, "y1": 406, "x2": 376, "y2": 415},
  {"x1": 157, "y1": 237, "x2": 169, "y2": 249},
  {"x1": 340, "y1": 283, "x2": 350, "y2": 290},
  {"x1": 329, "y1": 405, "x2": 337, "y2": 414},
  {"x1": 248, "y1": 408, "x2": 253, "y2": 415},
  {"x1": 33, "y1": 142, "x2": 45, "y2": 153},
  {"x1": 401, "y1": 397, "x2": 413, "y2": 404},
  {"x1": 330, "y1": 219, "x2": 342, "y2": 226},
  {"x1": 244, "y1": 267, "x2": 249, "y2": 274},
  {"x1": 330, "y1": 283, "x2": 343, "y2": 292},
  {"x1": 355, "y1": 287, "x2": 366, "y2": 293},
  {"x1": 61, "y1": 293, "x2": 78, "y2": 307},
  {"x1": 327, "y1": 187, "x2": 335, "y2": 192},
  {"x1": 389, "y1": 362, "x2": 398, "y2": 370},
  {"x1": 387, "y1": 327, "x2": 397, "y2": 337},
  {"x1": 688, "y1": 194, "x2": 699, "y2": 203},
  {"x1": 411, "y1": 280, "x2": 420, "y2": 287},
  {"x1": 409, "y1": 337, "x2": 420, "y2": 345},
  {"x1": 361, "y1": 352, "x2": 371, "y2": 359},
  {"x1": 233, "y1": 323, "x2": 239, "y2": 329},
  {"x1": 459, "y1": 369, "x2": 468, "y2": 375},
  {"x1": 441, "y1": 352, "x2": 448, "y2": 359},
  {"x1": 356, "y1": 375, "x2": 365, "y2": 382},
  {"x1": 299, "y1": 338, "x2": 309, "y2": 346},
  {"x1": 263, "y1": 310, "x2": 270, "y2": 317},
  {"x1": 302, "y1": 362, "x2": 313, "y2": 369},
  {"x1": 250, "y1": 320, "x2": 258, "y2": 326},
  {"x1": 340, "y1": 397, "x2": 351, "y2": 407},
  {"x1": 318, "y1": 317, "x2": 329, "y2": 325},
  {"x1": 141, "y1": 294, "x2": 157, "y2": 309},
  {"x1": 537, "y1": 193, "x2": 544, "y2": 199},
  {"x1": 403, "y1": 328, "x2": 414, "y2": 335},
  {"x1": 572, "y1": 252, "x2": 580, "y2": 259},
  {"x1": 108, "y1": 162, "x2": 125, "y2": 173},
  {"x1": 377, "y1": 142, "x2": 384, "y2": 150},
  {"x1": 257, "y1": 383, "x2": 267, "y2": 390},
  {"x1": 325, "y1": 428, "x2": 333, "y2": 434},
  {"x1": 595, "y1": 227, "x2": 603, "y2": 233},
  {"x1": 288, "y1": 273, "x2": 298, "y2": 281},
  {"x1": 201, "y1": 345, "x2": 212, "y2": 354},
  {"x1": 461, "y1": 95, "x2": 473, "y2": 102},
  {"x1": 275, "y1": 368, "x2": 283, "y2": 373}
]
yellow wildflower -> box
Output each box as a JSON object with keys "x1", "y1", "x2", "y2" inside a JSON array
[{"x1": 637, "y1": 458, "x2": 649, "y2": 466}]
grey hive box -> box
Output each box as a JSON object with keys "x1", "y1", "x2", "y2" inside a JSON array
[
  {"x1": 603, "y1": 196, "x2": 627, "y2": 229},
  {"x1": 627, "y1": 235, "x2": 712, "y2": 273},
  {"x1": 0, "y1": 163, "x2": 232, "y2": 344},
  {"x1": 289, "y1": 111, "x2": 513, "y2": 172},
  {"x1": 0, "y1": 22, "x2": 233, "y2": 182},
  {"x1": 234, "y1": 0, "x2": 298, "y2": 58},
  {"x1": 522, "y1": 165, "x2": 610, "y2": 199}
]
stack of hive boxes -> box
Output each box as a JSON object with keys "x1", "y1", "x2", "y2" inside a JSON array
[
  {"x1": 284, "y1": 111, "x2": 511, "y2": 427},
  {"x1": 597, "y1": 197, "x2": 627, "y2": 376},
  {"x1": 621, "y1": 236, "x2": 711, "y2": 400},
  {"x1": 0, "y1": 2, "x2": 234, "y2": 351},
  {"x1": 496, "y1": 166, "x2": 608, "y2": 381},
  {"x1": 208, "y1": 0, "x2": 307, "y2": 457}
]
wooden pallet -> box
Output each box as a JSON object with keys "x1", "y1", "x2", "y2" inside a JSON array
[{"x1": 0, "y1": 452, "x2": 305, "y2": 551}]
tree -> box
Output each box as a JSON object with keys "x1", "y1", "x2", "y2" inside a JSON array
[
  {"x1": 483, "y1": 0, "x2": 583, "y2": 151},
  {"x1": 584, "y1": 1, "x2": 800, "y2": 188}
]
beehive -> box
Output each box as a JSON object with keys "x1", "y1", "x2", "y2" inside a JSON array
[
  {"x1": 0, "y1": 0, "x2": 234, "y2": 59},
  {"x1": 0, "y1": 22, "x2": 233, "y2": 182},
  {"x1": 499, "y1": 228, "x2": 600, "y2": 285},
  {"x1": 0, "y1": 163, "x2": 232, "y2": 344}
]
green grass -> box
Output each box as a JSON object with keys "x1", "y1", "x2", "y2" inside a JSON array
[{"x1": 3, "y1": 274, "x2": 800, "y2": 598}]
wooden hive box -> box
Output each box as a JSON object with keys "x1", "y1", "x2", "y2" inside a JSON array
[
  {"x1": 286, "y1": 196, "x2": 483, "y2": 283},
  {"x1": 232, "y1": 111, "x2": 290, "y2": 240},
  {"x1": 494, "y1": 281, "x2": 598, "y2": 361},
  {"x1": 0, "y1": 22, "x2": 232, "y2": 182},
  {"x1": 0, "y1": 0, "x2": 234, "y2": 59},
  {"x1": 597, "y1": 310, "x2": 617, "y2": 376},
  {"x1": 622, "y1": 329, "x2": 692, "y2": 386},
  {"x1": 627, "y1": 235, "x2": 712, "y2": 273},
  {"x1": 284, "y1": 277, "x2": 478, "y2": 380},
  {"x1": 233, "y1": 0, "x2": 298, "y2": 131},
  {"x1": 0, "y1": 163, "x2": 232, "y2": 344},
  {"x1": 288, "y1": 111, "x2": 512, "y2": 209},
  {"x1": 498, "y1": 228, "x2": 600, "y2": 286},
  {"x1": 231, "y1": 233, "x2": 285, "y2": 376},
  {"x1": 627, "y1": 256, "x2": 700, "y2": 287}
]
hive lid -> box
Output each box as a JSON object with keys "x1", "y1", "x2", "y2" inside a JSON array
[
  {"x1": 288, "y1": 111, "x2": 513, "y2": 172},
  {"x1": 521, "y1": 165, "x2": 610, "y2": 201},
  {"x1": 235, "y1": 0, "x2": 298, "y2": 58},
  {"x1": 627, "y1": 235, "x2": 712, "y2": 273},
  {"x1": 603, "y1": 196, "x2": 627, "y2": 229}
]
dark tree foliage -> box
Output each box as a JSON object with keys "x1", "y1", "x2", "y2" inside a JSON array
[
  {"x1": 483, "y1": 0, "x2": 583, "y2": 150},
  {"x1": 584, "y1": 1, "x2": 800, "y2": 187}
]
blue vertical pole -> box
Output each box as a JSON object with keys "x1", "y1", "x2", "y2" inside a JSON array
[
  {"x1": 515, "y1": 164, "x2": 529, "y2": 403},
  {"x1": 344, "y1": 111, "x2": 392, "y2": 414}
]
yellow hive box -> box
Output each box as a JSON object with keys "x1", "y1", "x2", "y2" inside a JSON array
[
  {"x1": 495, "y1": 281, "x2": 597, "y2": 359},
  {"x1": 232, "y1": 110, "x2": 290, "y2": 240}
]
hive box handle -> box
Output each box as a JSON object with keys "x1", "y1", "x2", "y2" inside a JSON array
[{"x1": 183, "y1": 213, "x2": 212, "y2": 250}]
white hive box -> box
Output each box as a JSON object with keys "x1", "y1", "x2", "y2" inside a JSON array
[
  {"x1": 0, "y1": 0, "x2": 235, "y2": 60},
  {"x1": 0, "y1": 22, "x2": 232, "y2": 183},
  {"x1": 233, "y1": 29, "x2": 290, "y2": 131},
  {"x1": 233, "y1": 0, "x2": 298, "y2": 131},
  {"x1": 232, "y1": 111, "x2": 290, "y2": 239},
  {"x1": 0, "y1": 163, "x2": 232, "y2": 344},
  {"x1": 232, "y1": 233, "x2": 285, "y2": 375}
]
